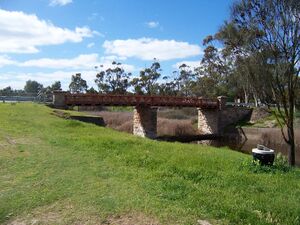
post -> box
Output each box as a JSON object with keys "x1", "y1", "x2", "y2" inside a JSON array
[
  {"x1": 53, "y1": 91, "x2": 67, "y2": 108},
  {"x1": 133, "y1": 106, "x2": 157, "y2": 139},
  {"x1": 217, "y1": 96, "x2": 227, "y2": 110}
]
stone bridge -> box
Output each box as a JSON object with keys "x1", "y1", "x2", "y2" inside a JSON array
[{"x1": 53, "y1": 91, "x2": 252, "y2": 139}]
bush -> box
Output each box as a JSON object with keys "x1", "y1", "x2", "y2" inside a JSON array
[
  {"x1": 157, "y1": 118, "x2": 197, "y2": 136},
  {"x1": 158, "y1": 108, "x2": 197, "y2": 120},
  {"x1": 241, "y1": 153, "x2": 292, "y2": 174},
  {"x1": 273, "y1": 153, "x2": 291, "y2": 172}
]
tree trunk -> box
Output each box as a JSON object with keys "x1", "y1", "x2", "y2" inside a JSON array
[
  {"x1": 287, "y1": 122, "x2": 296, "y2": 166},
  {"x1": 287, "y1": 88, "x2": 296, "y2": 166},
  {"x1": 253, "y1": 93, "x2": 258, "y2": 107},
  {"x1": 243, "y1": 87, "x2": 248, "y2": 104}
]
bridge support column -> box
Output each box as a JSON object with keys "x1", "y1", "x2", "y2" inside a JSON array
[
  {"x1": 197, "y1": 109, "x2": 220, "y2": 134},
  {"x1": 53, "y1": 91, "x2": 67, "y2": 108},
  {"x1": 133, "y1": 106, "x2": 157, "y2": 139},
  {"x1": 197, "y1": 96, "x2": 227, "y2": 135}
]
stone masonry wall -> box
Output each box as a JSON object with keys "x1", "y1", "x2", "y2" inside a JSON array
[
  {"x1": 219, "y1": 107, "x2": 252, "y2": 132},
  {"x1": 133, "y1": 106, "x2": 157, "y2": 139},
  {"x1": 53, "y1": 91, "x2": 67, "y2": 108},
  {"x1": 198, "y1": 107, "x2": 252, "y2": 135},
  {"x1": 198, "y1": 109, "x2": 220, "y2": 134}
]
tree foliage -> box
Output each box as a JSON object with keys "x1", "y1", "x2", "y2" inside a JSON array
[
  {"x1": 215, "y1": 0, "x2": 300, "y2": 165},
  {"x1": 174, "y1": 64, "x2": 196, "y2": 97},
  {"x1": 69, "y1": 73, "x2": 88, "y2": 94},
  {"x1": 95, "y1": 62, "x2": 131, "y2": 94},
  {"x1": 49, "y1": 81, "x2": 62, "y2": 92},
  {"x1": 131, "y1": 60, "x2": 162, "y2": 95},
  {"x1": 24, "y1": 80, "x2": 43, "y2": 94}
]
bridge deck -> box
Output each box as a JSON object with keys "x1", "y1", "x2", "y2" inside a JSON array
[{"x1": 64, "y1": 93, "x2": 219, "y2": 108}]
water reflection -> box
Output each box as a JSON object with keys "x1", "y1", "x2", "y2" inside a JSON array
[{"x1": 213, "y1": 127, "x2": 300, "y2": 166}]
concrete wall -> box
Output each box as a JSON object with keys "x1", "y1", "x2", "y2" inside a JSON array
[{"x1": 133, "y1": 106, "x2": 157, "y2": 139}]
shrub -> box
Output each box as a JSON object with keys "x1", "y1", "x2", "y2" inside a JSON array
[
  {"x1": 241, "y1": 153, "x2": 292, "y2": 174},
  {"x1": 157, "y1": 118, "x2": 197, "y2": 136},
  {"x1": 158, "y1": 108, "x2": 197, "y2": 120}
]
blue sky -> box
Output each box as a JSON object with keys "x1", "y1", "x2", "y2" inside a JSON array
[{"x1": 0, "y1": 0, "x2": 232, "y2": 90}]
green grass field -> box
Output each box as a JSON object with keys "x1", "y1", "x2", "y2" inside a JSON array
[{"x1": 0, "y1": 103, "x2": 300, "y2": 225}]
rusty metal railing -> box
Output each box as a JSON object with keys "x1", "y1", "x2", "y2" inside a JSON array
[{"x1": 64, "y1": 93, "x2": 219, "y2": 109}]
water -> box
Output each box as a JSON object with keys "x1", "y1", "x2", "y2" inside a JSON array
[{"x1": 214, "y1": 127, "x2": 300, "y2": 166}]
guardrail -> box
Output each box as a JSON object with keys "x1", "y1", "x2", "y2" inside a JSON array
[
  {"x1": 0, "y1": 96, "x2": 37, "y2": 102},
  {"x1": 227, "y1": 102, "x2": 277, "y2": 108}
]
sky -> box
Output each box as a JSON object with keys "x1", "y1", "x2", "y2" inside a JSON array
[{"x1": 0, "y1": 0, "x2": 233, "y2": 90}]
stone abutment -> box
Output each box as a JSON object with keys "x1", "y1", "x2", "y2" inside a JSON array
[{"x1": 133, "y1": 106, "x2": 158, "y2": 139}]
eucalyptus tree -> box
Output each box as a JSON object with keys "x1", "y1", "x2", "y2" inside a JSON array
[
  {"x1": 194, "y1": 44, "x2": 231, "y2": 98},
  {"x1": 95, "y1": 61, "x2": 131, "y2": 94},
  {"x1": 131, "y1": 59, "x2": 161, "y2": 95},
  {"x1": 50, "y1": 81, "x2": 62, "y2": 91},
  {"x1": 173, "y1": 64, "x2": 196, "y2": 97},
  {"x1": 216, "y1": 0, "x2": 300, "y2": 165},
  {"x1": 24, "y1": 80, "x2": 43, "y2": 94},
  {"x1": 69, "y1": 73, "x2": 88, "y2": 93}
]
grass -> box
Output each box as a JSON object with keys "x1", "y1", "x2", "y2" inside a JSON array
[
  {"x1": 237, "y1": 109, "x2": 283, "y2": 128},
  {"x1": 0, "y1": 103, "x2": 300, "y2": 225}
]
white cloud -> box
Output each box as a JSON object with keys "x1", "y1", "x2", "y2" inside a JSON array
[
  {"x1": 87, "y1": 42, "x2": 95, "y2": 48},
  {"x1": 0, "y1": 9, "x2": 95, "y2": 53},
  {"x1": 20, "y1": 54, "x2": 99, "y2": 69},
  {"x1": 103, "y1": 38, "x2": 201, "y2": 61},
  {"x1": 49, "y1": 0, "x2": 72, "y2": 6},
  {"x1": 0, "y1": 70, "x2": 95, "y2": 90},
  {"x1": 0, "y1": 55, "x2": 17, "y2": 67},
  {"x1": 18, "y1": 54, "x2": 135, "y2": 71},
  {"x1": 146, "y1": 21, "x2": 159, "y2": 28},
  {"x1": 0, "y1": 66, "x2": 136, "y2": 90},
  {"x1": 173, "y1": 60, "x2": 201, "y2": 69}
]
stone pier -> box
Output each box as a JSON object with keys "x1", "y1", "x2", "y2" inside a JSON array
[
  {"x1": 133, "y1": 106, "x2": 157, "y2": 139},
  {"x1": 53, "y1": 91, "x2": 67, "y2": 108},
  {"x1": 197, "y1": 96, "x2": 227, "y2": 135},
  {"x1": 197, "y1": 109, "x2": 220, "y2": 134}
]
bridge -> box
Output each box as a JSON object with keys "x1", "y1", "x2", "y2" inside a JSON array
[
  {"x1": 53, "y1": 91, "x2": 250, "y2": 139},
  {"x1": 61, "y1": 93, "x2": 220, "y2": 108}
]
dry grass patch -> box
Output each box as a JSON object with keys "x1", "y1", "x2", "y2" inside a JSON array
[
  {"x1": 103, "y1": 212, "x2": 160, "y2": 225},
  {"x1": 157, "y1": 118, "x2": 197, "y2": 136},
  {"x1": 93, "y1": 111, "x2": 197, "y2": 136},
  {"x1": 5, "y1": 201, "x2": 105, "y2": 225}
]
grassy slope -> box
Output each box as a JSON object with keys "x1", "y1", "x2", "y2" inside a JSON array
[
  {"x1": 0, "y1": 103, "x2": 300, "y2": 225},
  {"x1": 242, "y1": 109, "x2": 300, "y2": 128}
]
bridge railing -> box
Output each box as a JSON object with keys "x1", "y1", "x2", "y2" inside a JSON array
[{"x1": 64, "y1": 93, "x2": 219, "y2": 109}]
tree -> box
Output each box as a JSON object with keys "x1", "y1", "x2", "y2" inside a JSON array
[
  {"x1": 36, "y1": 81, "x2": 62, "y2": 102},
  {"x1": 194, "y1": 45, "x2": 230, "y2": 98},
  {"x1": 87, "y1": 87, "x2": 98, "y2": 93},
  {"x1": 95, "y1": 61, "x2": 131, "y2": 94},
  {"x1": 24, "y1": 80, "x2": 43, "y2": 94},
  {"x1": 216, "y1": 0, "x2": 300, "y2": 165},
  {"x1": 158, "y1": 79, "x2": 180, "y2": 96},
  {"x1": 131, "y1": 60, "x2": 161, "y2": 95},
  {"x1": 69, "y1": 73, "x2": 88, "y2": 93},
  {"x1": 50, "y1": 81, "x2": 62, "y2": 91},
  {"x1": 0, "y1": 86, "x2": 14, "y2": 96},
  {"x1": 173, "y1": 64, "x2": 196, "y2": 97}
]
